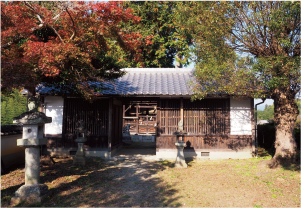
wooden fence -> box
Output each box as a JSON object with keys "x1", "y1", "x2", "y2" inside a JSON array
[
  {"x1": 53, "y1": 98, "x2": 110, "y2": 148},
  {"x1": 158, "y1": 98, "x2": 230, "y2": 136},
  {"x1": 158, "y1": 99, "x2": 181, "y2": 135},
  {"x1": 183, "y1": 99, "x2": 230, "y2": 135}
]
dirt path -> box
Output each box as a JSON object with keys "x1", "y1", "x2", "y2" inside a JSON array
[
  {"x1": 1, "y1": 156, "x2": 178, "y2": 207},
  {"x1": 103, "y1": 159, "x2": 172, "y2": 207}
]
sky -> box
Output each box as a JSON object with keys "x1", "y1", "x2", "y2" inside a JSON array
[{"x1": 254, "y1": 99, "x2": 273, "y2": 110}]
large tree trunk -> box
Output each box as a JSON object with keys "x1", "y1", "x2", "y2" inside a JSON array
[{"x1": 271, "y1": 88, "x2": 298, "y2": 167}]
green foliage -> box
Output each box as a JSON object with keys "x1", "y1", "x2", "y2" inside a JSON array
[
  {"x1": 176, "y1": 2, "x2": 300, "y2": 159},
  {"x1": 176, "y1": 2, "x2": 300, "y2": 99},
  {"x1": 257, "y1": 99, "x2": 300, "y2": 125},
  {"x1": 1, "y1": 90, "x2": 27, "y2": 125},
  {"x1": 258, "y1": 105, "x2": 274, "y2": 121},
  {"x1": 122, "y1": 1, "x2": 192, "y2": 68}
]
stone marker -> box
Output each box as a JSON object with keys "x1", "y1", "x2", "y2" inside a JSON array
[
  {"x1": 11, "y1": 100, "x2": 52, "y2": 205},
  {"x1": 73, "y1": 121, "x2": 87, "y2": 165},
  {"x1": 174, "y1": 120, "x2": 187, "y2": 168},
  {"x1": 175, "y1": 141, "x2": 187, "y2": 168}
]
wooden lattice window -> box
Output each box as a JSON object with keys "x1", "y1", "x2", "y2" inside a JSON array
[
  {"x1": 123, "y1": 101, "x2": 157, "y2": 135},
  {"x1": 184, "y1": 98, "x2": 230, "y2": 135},
  {"x1": 159, "y1": 99, "x2": 181, "y2": 135},
  {"x1": 63, "y1": 98, "x2": 108, "y2": 136}
]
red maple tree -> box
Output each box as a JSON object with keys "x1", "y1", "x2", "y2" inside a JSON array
[{"x1": 1, "y1": 1, "x2": 149, "y2": 99}]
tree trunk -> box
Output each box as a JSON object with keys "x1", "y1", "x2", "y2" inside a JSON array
[{"x1": 271, "y1": 88, "x2": 298, "y2": 167}]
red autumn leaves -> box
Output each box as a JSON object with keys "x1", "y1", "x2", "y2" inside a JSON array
[{"x1": 1, "y1": 1, "x2": 152, "y2": 93}]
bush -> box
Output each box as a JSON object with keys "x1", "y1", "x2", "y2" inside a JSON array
[{"x1": 1, "y1": 90, "x2": 27, "y2": 125}]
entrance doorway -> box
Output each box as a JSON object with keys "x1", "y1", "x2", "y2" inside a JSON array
[
  {"x1": 111, "y1": 100, "x2": 157, "y2": 158},
  {"x1": 123, "y1": 100, "x2": 157, "y2": 139}
]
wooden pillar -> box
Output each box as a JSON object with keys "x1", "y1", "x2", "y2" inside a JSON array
[
  {"x1": 180, "y1": 97, "x2": 184, "y2": 142},
  {"x1": 108, "y1": 98, "x2": 113, "y2": 153},
  {"x1": 157, "y1": 101, "x2": 160, "y2": 137},
  {"x1": 122, "y1": 104, "x2": 125, "y2": 129},
  {"x1": 251, "y1": 98, "x2": 255, "y2": 151},
  {"x1": 136, "y1": 104, "x2": 139, "y2": 134},
  {"x1": 180, "y1": 97, "x2": 184, "y2": 122}
]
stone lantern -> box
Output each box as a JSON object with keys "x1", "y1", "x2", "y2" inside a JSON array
[
  {"x1": 174, "y1": 120, "x2": 187, "y2": 168},
  {"x1": 73, "y1": 121, "x2": 87, "y2": 165},
  {"x1": 11, "y1": 100, "x2": 52, "y2": 205}
]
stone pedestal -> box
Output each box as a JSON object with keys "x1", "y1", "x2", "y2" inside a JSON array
[
  {"x1": 174, "y1": 141, "x2": 187, "y2": 168},
  {"x1": 11, "y1": 110, "x2": 51, "y2": 205},
  {"x1": 73, "y1": 142, "x2": 86, "y2": 165},
  {"x1": 73, "y1": 121, "x2": 87, "y2": 165},
  {"x1": 11, "y1": 184, "x2": 48, "y2": 205}
]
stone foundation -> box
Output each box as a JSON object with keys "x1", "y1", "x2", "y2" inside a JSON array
[
  {"x1": 156, "y1": 149, "x2": 254, "y2": 161},
  {"x1": 130, "y1": 135, "x2": 155, "y2": 142}
]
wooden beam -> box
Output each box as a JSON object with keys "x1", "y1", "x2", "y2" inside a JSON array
[
  {"x1": 136, "y1": 104, "x2": 139, "y2": 134},
  {"x1": 180, "y1": 97, "x2": 184, "y2": 141},
  {"x1": 123, "y1": 104, "x2": 125, "y2": 130},
  {"x1": 157, "y1": 101, "x2": 161, "y2": 137},
  {"x1": 62, "y1": 97, "x2": 67, "y2": 147}
]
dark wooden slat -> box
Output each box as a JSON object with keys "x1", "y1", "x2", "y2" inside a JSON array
[
  {"x1": 60, "y1": 98, "x2": 109, "y2": 148},
  {"x1": 156, "y1": 135, "x2": 253, "y2": 150},
  {"x1": 108, "y1": 98, "x2": 113, "y2": 151}
]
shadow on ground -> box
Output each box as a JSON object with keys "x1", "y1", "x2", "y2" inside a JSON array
[
  {"x1": 5, "y1": 157, "x2": 181, "y2": 207},
  {"x1": 257, "y1": 147, "x2": 300, "y2": 171}
]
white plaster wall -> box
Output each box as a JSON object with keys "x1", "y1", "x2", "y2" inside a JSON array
[
  {"x1": 44, "y1": 96, "x2": 64, "y2": 135},
  {"x1": 230, "y1": 97, "x2": 252, "y2": 135}
]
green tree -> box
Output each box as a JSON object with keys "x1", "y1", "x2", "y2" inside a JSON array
[
  {"x1": 1, "y1": 90, "x2": 27, "y2": 125},
  {"x1": 122, "y1": 1, "x2": 192, "y2": 68},
  {"x1": 258, "y1": 104, "x2": 274, "y2": 121},
  {"x1": 1, "y1": 100, "x2": 8, "y2": 125},
  {"x1": 177, "y1": 2, "x2": 300, "y2": 164}
]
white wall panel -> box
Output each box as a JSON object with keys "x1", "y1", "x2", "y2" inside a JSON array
[
  {"x1": 230, "y1": 97, "x2": 252, "y2": 135},
  {"x1": 44, "y1": 96, "x2": 64, "y2": 135}
]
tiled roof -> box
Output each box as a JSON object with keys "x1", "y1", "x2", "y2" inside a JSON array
[
  {"x1": 102, "y1": 68, "x2": 195, "y2": 95},
  {"x1": 37, "y1": 68, "x2": 196, "y2": 96}
]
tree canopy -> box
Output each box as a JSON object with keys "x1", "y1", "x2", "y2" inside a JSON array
[
  {"x1": 176, "y1": 1, "x2": 300, "y2": 164},
  {"x1": 122, "y1": 1, "x2": 192, "y2": 68},
  {"x1": 1, "y1": 90, "x2": 27, "y2": 125},
  {"x1": 1, "y1": 1, "x2": 150, "y2": 99},
  {"x1": 176, "y1": 1, "x2": 300, "y2": 99},
  {"x1": 258, "y1": 105, "x2": 274, "y2": 122}
]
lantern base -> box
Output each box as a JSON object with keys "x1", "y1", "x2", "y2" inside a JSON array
[
  {"x1": 174, "y1": 141, "x2": 187, "y2": 168},
  {"x1": 73, "y1": 142, "x2": 86, "y2": 165}
]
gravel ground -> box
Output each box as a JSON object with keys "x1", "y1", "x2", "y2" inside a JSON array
[{"x1": 104, "y1": 159, "x2": 165, "y2": 207}]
